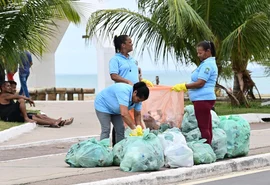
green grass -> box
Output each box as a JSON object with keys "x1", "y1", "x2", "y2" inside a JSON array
[
  {"x1": 0, "y1": 109, "x2": 40, "y2": 131},
  {"x1": 185, "y1": 100, "x2": 270, "y2": 115},
  {"x1": 0, "y1": 120, "x2": 23, "y2": 131}
]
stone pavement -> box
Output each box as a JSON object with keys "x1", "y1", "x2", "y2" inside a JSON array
[{"x1": 0, "y1": 101, "x2": 270, "y2": 185}]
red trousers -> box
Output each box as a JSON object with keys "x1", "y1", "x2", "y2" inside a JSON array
[{"x1": 193, "y1": 100, "x2": 215, "y2": 145}]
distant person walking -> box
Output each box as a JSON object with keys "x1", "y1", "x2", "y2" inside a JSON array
[{"x1": 19, "y1": 51, "x2": 32, "y2": 98}]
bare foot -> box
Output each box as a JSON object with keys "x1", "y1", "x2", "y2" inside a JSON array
[
  {"x1": 24, "y1": 118, "x2": 36, "y2": 123},
  {"x1": 64, "y1": 117, "x2": 74, "y2": 125},
  {"x1": 49, "y1": 118, "x2": 62, "y2": 128}
]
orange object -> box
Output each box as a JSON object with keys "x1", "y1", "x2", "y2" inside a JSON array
[{"x1": 142, "y1": 85, "x2": 184, "y2": 129}]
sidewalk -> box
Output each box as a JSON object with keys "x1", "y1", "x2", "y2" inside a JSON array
[
  {"x1": 0, "y1": 101, "x2": 270, "y2": 185},
  {"x1": 0, "y1": 101, "x2": 100, "y2": 146},
  {"x1": 1, "y1": 101, "x2": 270, "y2": 146}
]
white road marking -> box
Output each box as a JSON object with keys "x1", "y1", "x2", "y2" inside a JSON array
[
  {"x1": 0, "y1": 153, "x2": 66, "y2": 163},
  {"x1": 179, "y1": 166, "x2": 270, "y2": 185}
]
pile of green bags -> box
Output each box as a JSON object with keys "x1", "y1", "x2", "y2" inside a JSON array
[
  {"x1": 212, "y1": 128, "x2": 227, "y2": 159},
  {"x1": 188, "y1": 139, "x2": 216, "y2": 164},
  {"x1": 65, "y1": 138, "x2": 113, "y2": 167},
  {"x1": 114, "y1": 129, "x2": 164, "y2": 172},
  {"x1": 181, "y1": 105, "x2": 227, "y2": 160},
  {"x1": 219, "y1": 115, "x2": 250, "y2": 157}
]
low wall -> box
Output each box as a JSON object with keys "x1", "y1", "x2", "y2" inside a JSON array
[{"x1": 28, "y1": 88, "x2": 95, "y2": 101}]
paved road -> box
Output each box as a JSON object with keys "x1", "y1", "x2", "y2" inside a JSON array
[
  {"x1": 1, "y1": 123, "x2": 270, "y2": 162},
  {"x1": 177, "y1": 166, "x2": 270, "y2": 185}
]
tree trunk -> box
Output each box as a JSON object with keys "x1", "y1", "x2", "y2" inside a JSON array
[
  {"x1": 232, "y1": 70, "x2": 259, "y2": 107},
  {"x1": 216, "y1": 83, "x2": 240, "y2": 106}
]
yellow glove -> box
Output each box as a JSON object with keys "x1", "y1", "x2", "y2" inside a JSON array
[
  {"x1": 171, "y1": 83, "x2": 188, "y2": 92},
  {"x1": 141, "y1": 79, "x2": 154, "y2": 87},
  {"x1": 129, "y1": 125, "x2": 143, "y2": 136}
]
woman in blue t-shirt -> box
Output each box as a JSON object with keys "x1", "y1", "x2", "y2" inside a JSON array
[
  {"x1": 172, "y1": 41, "x2": 218, "y2": 145},
  {"x1": 95, "y1": 82, "x2": 149, "y2": 144}
]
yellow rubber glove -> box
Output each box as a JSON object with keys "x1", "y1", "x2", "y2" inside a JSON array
[
  {"x1": 141, "y1": 79, "x2": 154, "y2": 87},
  {"x1": 171, "y1": 83, "x2": 188, "y2": 92},
  {"x1": 129, "y1": 125, "x2": 143, "y2": 136}
]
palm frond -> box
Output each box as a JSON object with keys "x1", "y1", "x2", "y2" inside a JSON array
[
  {"x1": 221, "y1": 12, "x2": 270, "y2": 64},
  {"x1": 86, "y1": 1, "x2": 213, "y2": 65},
  {"x1": 0, "y1": 0, "x2": 81, "y2": 70}
]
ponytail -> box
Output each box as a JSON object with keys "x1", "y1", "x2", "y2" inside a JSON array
[
  {"x1": 113, "y1": 35, "x2": 129, "y2": 53},
  {"x1": 197, "y1": 40, "x2": 216, "y2": 57}
]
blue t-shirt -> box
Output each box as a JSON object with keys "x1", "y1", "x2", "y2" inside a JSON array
[
  {"x1": 188, "y1": 57, "x2": 218, "y2": 101},
  {"x1": 94, "y1": 83, "x2": 142, "y2": 114},
  {"x1": 109, "y1": 53, "x2": 139, "y2": 84},
  {"x1": 19, "y1": 51, "x2": 32, "y2": 75}
]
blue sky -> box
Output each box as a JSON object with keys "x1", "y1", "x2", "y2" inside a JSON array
[{"x1": 55, "y1": 0, "x2": 265, "y2": 75}]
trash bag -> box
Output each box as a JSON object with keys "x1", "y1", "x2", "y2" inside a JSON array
[
  {"x1": 142, "y1": 86, "x2": 184, "y2": 128},
  {"x1": 113, "y1": 136, "x2": 138, "y2": 166},
  {"x1": 65, "y1": 138, "x2": 113, "y2": 167},
  {"x1": 65, "y1": 139, "x2": 90, "y2": 167},
  {"x1": 212, "y1": 128, "x2": 227, "y2": 159},
  {"x1": 183, "y1": 128, "x2": 201, "y2": 142},
  {"x1": 181, "y1": 105, "x2": 220, "y2": 132},
  {"x1": 188, "y1": 139, "x2": 216, "y2": 165},
  {"x1": 165, "y1": 144, "x2": 194, "y2": 168},
  {"x1": 120, "y1": 129, "x2": 164, "y2": 172},
  {"x1": 181, "y1": 105, "x2": 197, "y2": 133},
  {"x1": 219, "y1": 115, "x2": 250, "y2": 157},
  {"x1": 211, "y1": 110, "x2": 220, "y2": 128},
  {"x1": 158, "y1": 128, "x2": 193, "y2": 167}
]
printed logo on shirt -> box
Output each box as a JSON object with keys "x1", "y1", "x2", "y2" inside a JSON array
[{"x1": 204, "y1": 67, "x2": 210, "y2": 74}]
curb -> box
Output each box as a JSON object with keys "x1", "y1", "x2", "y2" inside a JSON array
[
  {"x1": 0, "y1": 135, "x2": 100, "y2": 150},
  {"x1": 0, "y1": 123, "x2": 36, "y2": 143},
  {"x1": 76, "y1": 153, "x2": 270, "y2": 185}
]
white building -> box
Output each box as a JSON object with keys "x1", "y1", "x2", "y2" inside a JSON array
[{"x1": 14, "y1": 0, "x2": 114, "y2": 93}]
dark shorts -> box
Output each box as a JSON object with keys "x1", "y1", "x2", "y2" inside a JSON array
[{"x1": 0, "y1": 102, "x2": 24, "y2": 122}]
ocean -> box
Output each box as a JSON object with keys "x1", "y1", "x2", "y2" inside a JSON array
[{"x1": 56, "y1": 71, "x2": 270, "y2": 95}]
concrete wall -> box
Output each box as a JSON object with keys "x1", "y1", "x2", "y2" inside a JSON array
[
  {"x1": 96, "y1": 44, "x2": 115, "y2": 92},
  {"x1": 28, "y1": 20, "x2": 70, "y2": 88}
]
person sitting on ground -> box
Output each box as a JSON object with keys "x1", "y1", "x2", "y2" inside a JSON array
[{"x1": 0, "y1": 81, "x2": 74, "y2": 127}]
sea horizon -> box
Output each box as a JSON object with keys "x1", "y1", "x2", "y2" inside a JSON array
[{"x1": 55, "y1": 71, "x2": 270, "y2": 95}]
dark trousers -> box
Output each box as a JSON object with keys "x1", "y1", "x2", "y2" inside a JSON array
[
  {"x1": 112, "y1": 127, "x2": 116, "y2": 146},
  {"x1": 95, "y1": 110, "x2": 125, "y2": 145},
  {"x1": 193, "y1": 100, "x2": 215, "y2": 145}
]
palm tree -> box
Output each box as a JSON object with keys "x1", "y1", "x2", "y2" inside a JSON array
[
  {"x1": 0, "y1": 0, "x2": 81, "y2": 72},
  {"x1": 86, "y1": 0, "x2": 270, "y2": 107}
]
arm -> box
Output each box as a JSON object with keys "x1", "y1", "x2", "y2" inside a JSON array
[
  {"x1": 120, "y1": 105, "x2": 136, "y2": 130},
  {"x1": 186, "y1": 79, "x2": 206, "y2": 89},
  {"x1": 110, "y1": 74, "x2": 132, "y2": 85},
  {"x1": 134, "y1": 110, "x2": 145, "y2": 129},
  {"x1": 3, "y1": 93, "x2": 35, "y2": 106},
  {"x1": 27, "y1": 52, "x2": 33, "y2": 67}
]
